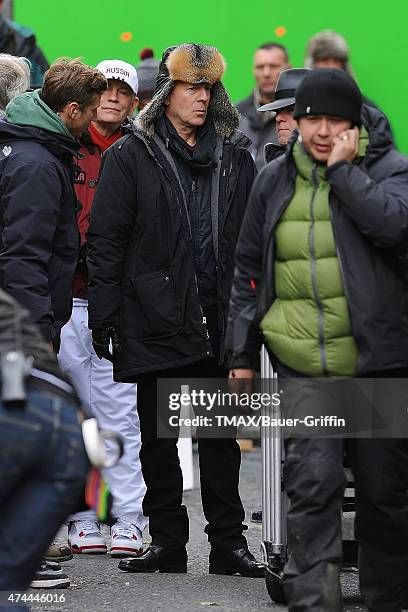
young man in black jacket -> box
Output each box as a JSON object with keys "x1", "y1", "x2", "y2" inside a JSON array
[
  {"x1": 0, "y1": 58, "x2": 106, "y2": 350},
  {"x1": 227, "y1": 69, "x2": 408, "y2": 611},
  {"x1": 87, "y1": 44, "x2": 261, "y2": 576}
]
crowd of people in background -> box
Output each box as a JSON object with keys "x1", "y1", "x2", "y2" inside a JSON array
[{"x1": 0, "y1": 3, "x2": 407, "y2": 611}]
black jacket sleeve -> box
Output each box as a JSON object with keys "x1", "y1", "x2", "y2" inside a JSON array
[
  {"x1": 87, "y1": 141, "x2": 137, "y2": 328},
  {"x1": 0, "y1": 161, "x2": 62, "y2": 342},
  {"x1": 225, "y1": 169, "x2": 268, "y2": 369},
  {"x1": 326, "y1": 155, "x2": 408, "y2": 248},
  {"x1": 0, "y1": 289, "x2": 55, "y2": 366}
]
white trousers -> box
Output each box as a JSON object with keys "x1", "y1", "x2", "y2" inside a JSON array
[{"x1": 58, "y1": 299, "x2": 146, "y2": 529}]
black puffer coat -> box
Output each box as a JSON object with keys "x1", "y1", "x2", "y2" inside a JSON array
[
  {"x1": 226, "y1": 105, "x2": 408, "y2": 375},
  {"x1": 87, "y1": 123, "x2": 256, "y2": 381}
]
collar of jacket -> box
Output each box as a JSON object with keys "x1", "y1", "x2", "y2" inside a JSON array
[
  {"x1": 153, "y1": 129, "x2": 224, "y2": 262},
  {"x1": 6, "y1": 90, "x2": 75, "y2": 140},
  {"x1": 253, "y1": 88, "x2": 275, "y2": 126},
  {"x1": 361, "y1": 103, "x2": 393, "y2": 162},
  {"x1": 129, "y1": 117, "x2": 252, "y2": 158},
  {"x1": 264, "y1": 142, "x2": 285, "y2": 164},
  {"x1": 4, "y1": 89, "x2": 81, "y2": 158},
  {"x1": 127, "y1": 120, "x2": 251, "y2": 260},
  {"x1": 292, "y1": 139, "x2": 327, "y2": 182}
]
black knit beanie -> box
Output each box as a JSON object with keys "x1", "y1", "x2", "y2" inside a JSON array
[{"x1": 293, "y1": 68, "x2": 362, "y2": 126}]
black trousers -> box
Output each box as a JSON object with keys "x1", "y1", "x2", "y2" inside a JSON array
[
  {"x1": 278, "y1": 366, "x2": 408, "y2": 612},
  {"x1": 136, "y1": 356, "x2": 248, "y2": 551}
]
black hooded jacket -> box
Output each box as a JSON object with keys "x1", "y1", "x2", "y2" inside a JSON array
[
  {"x1": 0, "y1": 121, "x2": 80, "y2": 345},
  {"x1": 87, "y1": 122, "x2": 257, "y2": 381},
  {"x1": 226, "y1": 105, "x2": 408, "y2": 375}
]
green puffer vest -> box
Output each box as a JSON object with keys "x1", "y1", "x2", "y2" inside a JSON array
[{"x1": 260, "y1": 139, "x2": 359, "y2": 377}]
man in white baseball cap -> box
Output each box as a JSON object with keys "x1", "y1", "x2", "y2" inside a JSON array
[
  {"x1": 57, "y1": 59, "x2": 147, "y2": 559},
  {"x1": 96, "y1": 59, "x2": 139, "y2": 96}
]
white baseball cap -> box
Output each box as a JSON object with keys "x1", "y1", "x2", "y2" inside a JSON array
[{"x1": 96, "y1": 59, "x2": 139, "y2": 95}]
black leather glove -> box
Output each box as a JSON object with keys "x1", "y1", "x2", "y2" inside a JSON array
[{"x1": 92, "y1": 326, "x2": 121, "y2": 362}]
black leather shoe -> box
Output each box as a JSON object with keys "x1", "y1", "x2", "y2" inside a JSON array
[
  {"x1": 118, "y1": 544, "x2": 187, "y2": 573},
  {"x1": 209, "y1": 547, "x2": 264, "y2": 577},
  {"x1": 250, "y1": 509, "x2": 262, "y2": 524}
]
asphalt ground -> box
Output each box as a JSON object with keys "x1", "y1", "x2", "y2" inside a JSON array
[{"x1": 29, "y1": 448, "x2": 367, "y2": 612}]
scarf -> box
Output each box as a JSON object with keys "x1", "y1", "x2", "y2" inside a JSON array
[{"x1": 155, "y1": 115, "x2": 216, "y2": 171}]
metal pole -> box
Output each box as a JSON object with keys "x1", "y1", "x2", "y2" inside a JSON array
[
  {"x1": 272, "y1": 370, "x2": 282, "y2": 547},
  {"x1": 261, "y1": 345, "x2": 285, "y2": 551},
  {"x1": 261, "y1": 347, "x2": 272, "y2": 542}
]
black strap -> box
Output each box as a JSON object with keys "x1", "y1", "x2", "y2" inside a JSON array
[
  {"x1": 274, "y1": 88, "x2": 295, "y2": 101},
  {"x1": 153, "y1": 134, "x2": 192, "y2": 236}
]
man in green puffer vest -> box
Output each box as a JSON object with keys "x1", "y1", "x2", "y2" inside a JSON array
[{"x1": 226, "y1": 69, "x2": 408, "y2": 611}]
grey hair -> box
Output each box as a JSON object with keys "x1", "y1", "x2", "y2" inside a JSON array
[
  {"x1": 304, "y1": 30, "x2": 355, "y2": 78},
  {"x1": 0, "y1": 54, "x2": 30, "y2": 111}
]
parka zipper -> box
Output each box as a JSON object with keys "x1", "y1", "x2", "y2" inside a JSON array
[
  {"x1": 190, "y1": 179, "x2": 210, "y2": 348},
  {"x1": 139, "y1": 149, "x2": 211, "y2": 354},
  {"x1": 134, "y1": 131, "x2": 213, "y2": 356},
  {"x1": 309, "y1": 164, "x2": 329, "y2": 377},
  {"x1": 329, "y1": 205, "x2": 361, "y2": 373},
  {"x1": 175, "y1": 186, "x2": 211, "y2": 353}
]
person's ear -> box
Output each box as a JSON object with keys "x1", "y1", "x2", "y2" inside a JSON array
[
  {"x1": 62, "y1": 101, "x2": 81, "y2": 120},
  {"x1": 129, "y1": 96, "x2": 138, "y2": 115}
]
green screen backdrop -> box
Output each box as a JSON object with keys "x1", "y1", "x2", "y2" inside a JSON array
[{"x1": 14, "y1": 0, "x2": 408, "y2": 152}]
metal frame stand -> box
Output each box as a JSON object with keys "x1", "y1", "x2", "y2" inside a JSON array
[{"x1": 260, "y1": 346, "x2": 287, "y2": 603}]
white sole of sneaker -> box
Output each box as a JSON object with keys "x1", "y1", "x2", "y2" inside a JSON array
[
  {"x1": 70, "y1": 545, "x2": 107, "y2": 554},
  {"x1": 31, "y1": 578, "x2": 71, "y2": 589},
  {"x1": 111, "y1": 548, "x2": 143, "y2": 558}
]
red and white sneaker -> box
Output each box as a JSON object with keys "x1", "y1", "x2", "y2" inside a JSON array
[
  {"x1": 110, "y1": 518, "x2": 143, "y2": 558},
  {"x1": 68, "y1": 520, "x2": 107, "y2": 554}
]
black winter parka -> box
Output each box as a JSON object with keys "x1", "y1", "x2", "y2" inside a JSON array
[
  {"x1": 0, "y1": 122, "x2": 80, "y2": 344},
  {"x1": 87, "y1": 124, "x2": 256, "y2": 381},
  {"x1": 226, "y1": 106, "x2": 408, "y2": 375}
]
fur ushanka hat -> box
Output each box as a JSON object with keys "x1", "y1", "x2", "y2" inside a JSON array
[{"x1": 137, "y1": 43, "x2": 239, "y2": 139}]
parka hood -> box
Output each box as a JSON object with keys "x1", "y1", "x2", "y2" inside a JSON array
[
  {"x1": 0, "y1": 90, "x2": 80, "y2": 156},
  {"x1": 6, "y1": 90, "x2": 74, "y2": 139},
  {"x1": 361, "y1": 103, "x2": 394, "y2": 160}
]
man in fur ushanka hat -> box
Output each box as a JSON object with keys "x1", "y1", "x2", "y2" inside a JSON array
[{"x1": 87, "y1": 44, "x2": 261, "y2": 575}]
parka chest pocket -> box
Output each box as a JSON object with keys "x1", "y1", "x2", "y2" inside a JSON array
[{"x1": 126, "y1": 269, "x2": 182, "y2": 340}]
